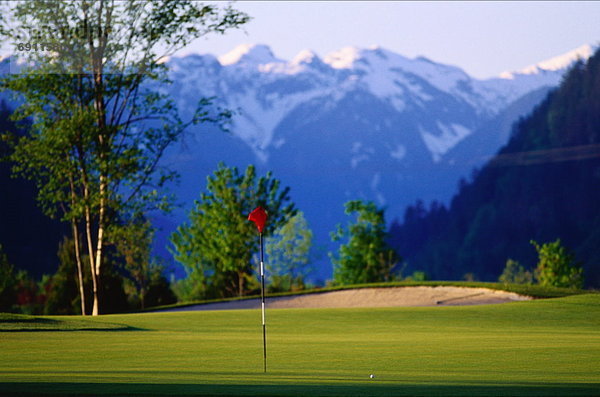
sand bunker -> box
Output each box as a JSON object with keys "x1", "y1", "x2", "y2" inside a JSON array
[{"x1": 162, "y1": 286, "x2": 531, "y2": 312}]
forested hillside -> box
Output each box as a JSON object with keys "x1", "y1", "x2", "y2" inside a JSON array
[{"x1": 389, "y1": 49, "x2": 600, "y2": 287}]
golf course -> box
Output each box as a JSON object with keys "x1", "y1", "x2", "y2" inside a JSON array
[{"x1": 1, "y1": 286, "x2": 599, "y2": 396}]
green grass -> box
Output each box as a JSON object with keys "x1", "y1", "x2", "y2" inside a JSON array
[{"x1": 1, "y1": 294, "x2": 599, "y2": 396}]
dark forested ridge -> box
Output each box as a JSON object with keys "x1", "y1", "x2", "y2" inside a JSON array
[
  {"x1": 0, "y1": 101, "x2": 67, "y2": 278},
  {"x1": 389, "y1": 49, "x2": 600, "y2": 287}
]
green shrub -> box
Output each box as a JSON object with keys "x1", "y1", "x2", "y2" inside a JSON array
[
  {"x1": 499, "y1": 259, "x2": 533, "y2": 285},
  {"x1": 531, "y1": 239, "x2": 584, "y2": 289},
  {"x1": 405, "y1": 271, "x2": 428, "y2": 282}
]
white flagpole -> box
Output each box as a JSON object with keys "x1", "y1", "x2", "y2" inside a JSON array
[{"x1": 260, "y1": 232, "x2": 267, "y2": 373}]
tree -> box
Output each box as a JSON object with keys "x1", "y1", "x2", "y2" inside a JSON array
[
  {"x1": 0, "y1": 1, "x2": 249, "y2": 315},
  {"x1": 1, "y1": 101, "x2": 67, "y2": 281},
  {"x1": 265, "y1": 211, "x2": 313, "y2": 292},
  {"x1": 111, "y1": 217, "x2": 153, "y2": 310},
  {"x1": 386, "y1": 49, "x2": 600, "y2": 285},
  {"x1": 43, "y1": 236, "x2": 130, "y2": 314},
  {"x1": 43, "y1": 237, "x2": 84, "y2": 315},
  {"x1": 330, "y1": 200, "x2": 400, "y2": 285},
  {"x1": 143, "y1": 267, "x2": 177, "y2": 309},
  {"x1": 405, "y1": 271, "x2": 428, "y2": 282},
  {"x1": 13, "y1": 269, "x2": 45, "y2": 315},
  {"x1": 113, "y1": 218, "x2": 176, "y2": 310},
  {"x1": 498, "y1": 259, "x2": 533, "y2": 285},
  {"x1": 170, "y1": 163, "x2": 296, "y2": 299},
  {"x1": 531, "y1": 239, "x2": 584, "y2": 289},
  {"x1": 0, "y1": 244, "x2": 17, "y2": 312}
]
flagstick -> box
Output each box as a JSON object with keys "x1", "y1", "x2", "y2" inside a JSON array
[{"x1": 260, "y1": 232, "x2": 267, "y2": 373}]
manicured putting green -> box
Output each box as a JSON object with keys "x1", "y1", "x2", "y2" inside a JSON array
[{"x1": 1, "y1": 293, "x2": 599, "y2": 396}]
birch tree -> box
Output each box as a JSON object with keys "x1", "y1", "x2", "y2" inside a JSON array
[{"x1": 0, "y1": 0, "x2": 249, "y2": 315}]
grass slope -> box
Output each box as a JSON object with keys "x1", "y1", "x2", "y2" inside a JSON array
[{"x1": 1, "y1": 294, "x2": 599, "y2": 396}]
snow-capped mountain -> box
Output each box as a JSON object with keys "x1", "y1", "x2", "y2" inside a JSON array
[
  {"x1": 2, "y1": 42, "x2": 591, "y2": 281},
  {"x1": 158, "y1": 43, "x2": 594, "y2": 281},
  {"x1": 166, "y1": 43, "x2": 590, "y2": 162}
]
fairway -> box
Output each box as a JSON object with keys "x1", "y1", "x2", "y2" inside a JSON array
[{"x1": 1, "y1": 293, "x2": 599, "y2": 396}]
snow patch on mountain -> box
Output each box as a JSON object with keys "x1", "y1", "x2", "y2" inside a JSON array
[
  {"x1": 319, "y1": 45, "x2": 574, "y2": 117},
  {"x1": 390, "y1": 144, "x2": 407, "y2": 161},
  {"x1": 370, "y1": 172, "x2": 386, "y2": 206},
  {"x1": 421, "y1": 123, "x2": 472, "y2": 162},
  {"x1": 227, "y1": 86, "x2": 330, "y2": 161},
  {"x1": 323, "y1": 46, "x2": 475, "y2": 111},
  {"x1": 484, "y1": 45, "x2": 597, "y2": 106},
  {"x1": 350, "y1": 142, "x2": 375, "y2": 169},
  {"x1": 292, "y1": 49, "x2": 319, "y2": 64},
  {"x1": 323, "y1": 46, "x2": 364, "y2": 69}
]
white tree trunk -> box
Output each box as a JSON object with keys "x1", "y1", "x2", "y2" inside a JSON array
[
  {"x1": 92, "y1": 180, "x2": 107, "y2": 316},
  {"x1": 84, "y1": 199, "x2": 100, "y2": 316},
  {"x1": 72, "y1": 222, "x2": 86, "y2": 315}
]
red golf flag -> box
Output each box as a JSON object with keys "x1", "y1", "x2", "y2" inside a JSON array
[{"x1": 248, "y1": 206, "x2": 268, "y2": 233}]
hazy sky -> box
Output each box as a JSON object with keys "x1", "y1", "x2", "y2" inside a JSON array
[{"x1": 178, "y1": 1, "x2": 600, "y2": 79}]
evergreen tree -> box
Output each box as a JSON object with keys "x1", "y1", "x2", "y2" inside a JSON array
[
  {"x1": 0, "y1": 244, "x2": 17, "y2": 312},
  {"x1": 170, "y1": 163, "x2": 296, "y2": 299},
  {"x1": 331, "y1": 200, "x2": 399, "y2": 285}
]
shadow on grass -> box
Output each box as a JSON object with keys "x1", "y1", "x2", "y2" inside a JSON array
[
  {"x1": 0, "y1": 315, "x2": 145, "y2": 332},
  {"x1": 0, "y1": 382, "x2": 598, "y2": 396},
  {"x1": 0, "y1": 325, "x2": 146, "y2": 332},
  {"x1": 0, "y1": 316, "x2": 58, "y2": 324}
]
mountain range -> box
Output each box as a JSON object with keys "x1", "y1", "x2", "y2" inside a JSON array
[
  {"x1": 158, "y1": 43, "x2": 594, "y2": 281},
  {"x1": 0, "y1": 43, "x2": 595, "y2": 282}
]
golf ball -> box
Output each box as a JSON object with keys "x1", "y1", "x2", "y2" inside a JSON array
[{"x1": 369, "y1": 374, "x2": 375, "y2": 379}]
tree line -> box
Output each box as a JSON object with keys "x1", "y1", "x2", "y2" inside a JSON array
[
  {"x1": 0, "y1": 156, "x2": 403, "y2": 313},
  {"x1": 1, "y1": 1, "x2": 594, "y2": 315},
  {"x1": 0, "y1": 1, "x2": 401, "y2": 314},
  {"x1": 388, "y1": 48, "x2": 600, "y2": 288}
]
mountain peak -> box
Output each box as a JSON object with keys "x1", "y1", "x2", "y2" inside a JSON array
[
  {"x1": 323, "y1": 46, "x2": 363, "y2": 69},
  {"x1": 291, "y1": 49, "x2": 321, "y2": 65},
  {"x1": 218, "y1": 44, "x2": 282, "y2": 66},
  {"x1": 500, "y1": 44, "x2": 595, "y2": 79},
  {"x1": 322, "y1": 45, "x2": 394, "y2": 69}
]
